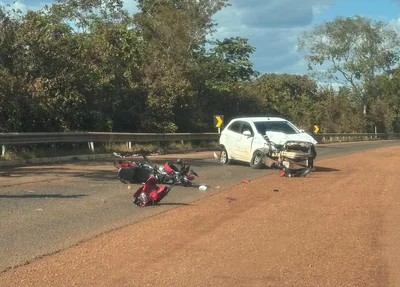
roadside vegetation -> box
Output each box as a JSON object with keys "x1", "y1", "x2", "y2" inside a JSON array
[{"x1": 1, "y1": 0, "x2": 400, "y2": 160}]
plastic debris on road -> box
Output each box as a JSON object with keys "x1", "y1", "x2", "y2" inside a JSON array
[
  {"x1": 226, "y1": 196, "x2": 236, "y2": 203},
  {"x1": 241, "y1": 179, "x2": 250, "y2": 184},
  {"x1": 199, "y1": 185, "x2": 208, "y2": 191}
]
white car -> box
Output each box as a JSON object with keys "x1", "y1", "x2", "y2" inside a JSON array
[{"x1": 218, "y1": 117, "x2": 318, "y2": 170}]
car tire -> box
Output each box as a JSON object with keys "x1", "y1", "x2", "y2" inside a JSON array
[
  {"x1": 220, "y1": 148, "x2": 232, "y2": 165},
  {"x1": 250, "y1": 151, "x2": 264, "y2": 169}
]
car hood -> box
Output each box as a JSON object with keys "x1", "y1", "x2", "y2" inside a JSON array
[{"x1": 265, "y1": 131, "x2": 318, "y2": 145}]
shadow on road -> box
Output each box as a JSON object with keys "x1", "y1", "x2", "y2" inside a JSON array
[
  {"x1": 0, "y1": 194, "x2": 88, "y2": 199},
  {"x1": 314, "y1": 166, "x2": 340, "y2": 172},
  {"x1": 156, "y1": 202, "x2": 191, "y2": 206},
  {"x1": 1, "y1": 168, "x2": 119, "y2": 182}
]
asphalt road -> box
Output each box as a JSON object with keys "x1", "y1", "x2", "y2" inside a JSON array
[{"x1": 0, "y1": 140, "x2": 399, "y2": 273}]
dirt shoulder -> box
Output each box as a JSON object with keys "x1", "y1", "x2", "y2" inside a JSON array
[{"x1": 1, "y1": 146, "x2": 399, "y2": 286}]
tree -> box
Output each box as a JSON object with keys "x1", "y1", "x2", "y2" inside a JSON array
[
  {"x1": 366, "y1": 68, "x2": 400, "y2": 133},
  {"x1": 298, "y1": 15, "x2": 400, "y2": 131},
  {"x1": 247, "y1": 73, "x2": 318, "y2": 129},
  {"x1": 133, "y1": 0, "x2": 229, "y2": 132},
  {"x1": 312, "y1": 87, "x2": 364, "y2": 133},
  {"x1": 203, "y1": 37, "x2": 259, "y2": 91}
]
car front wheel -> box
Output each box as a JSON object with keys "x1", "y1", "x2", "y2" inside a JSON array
[
  {"x1": 250, "y1": 151, "x2": 264, "y2": 169},
  {"x1": 220, "y1": 148, "x2": 232, "y2": 165}
]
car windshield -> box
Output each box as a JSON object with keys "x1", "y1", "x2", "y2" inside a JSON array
[{"x1": 253, "y1": 121, "x2": 300, "y2": 135}]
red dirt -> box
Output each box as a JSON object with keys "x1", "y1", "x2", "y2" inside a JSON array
[{"x1": 1, "y1": 146, "x2": 399, "y2": 286}]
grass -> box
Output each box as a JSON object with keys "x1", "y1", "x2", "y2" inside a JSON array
[{"x1": 0, "y1": 140, "x2": 220, "y2": 161}]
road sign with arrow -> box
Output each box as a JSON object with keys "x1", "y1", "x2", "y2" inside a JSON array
[{"x1": 214, "y1": 115, "x2": 224, "y2": 133}]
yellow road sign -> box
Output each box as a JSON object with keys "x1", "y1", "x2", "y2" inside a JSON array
[
  {"x1": 314, "y1": 125, "x2": 319, "y2": 134},
  {"x1": 215, "y1": 115, "x2": 224, "y2": 128}
]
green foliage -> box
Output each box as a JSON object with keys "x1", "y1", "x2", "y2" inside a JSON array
[
  {"x1": 1, "y1": 3, "x2": 400, "y2": 135},
  {"x1": 247, "y1": 73, "x2": 317, "y2": 128},
  {"x1": 298, "y1": 15, "x2": 400, "y2": 132},
  {"x1": 312, "y1": 87, "x2": 364, "y2": 133},
  {"x1": 203, "y1": 37, "x2": 259, "y2": 91},
  {"x1": 298, "y1": 15, "x2": 400, "y2": 86}
]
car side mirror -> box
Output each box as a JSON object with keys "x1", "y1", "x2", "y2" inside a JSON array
[{"x1": 242, "y1": 130, "x2": 252, "y2": 136}]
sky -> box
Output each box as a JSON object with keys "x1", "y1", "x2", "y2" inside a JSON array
[{"x1": 2, "y1": 0, "x2": 400, "y2": 76}]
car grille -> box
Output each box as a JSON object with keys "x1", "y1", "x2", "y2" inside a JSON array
[{"x1": 283, "y1": 141, "x2": 312, "y2": 154}]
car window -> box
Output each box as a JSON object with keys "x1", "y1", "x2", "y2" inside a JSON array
[
  {"x1": 228, "y1": 121, "x2": 242, "y2": 133},
  {"x1": 253, "y1": 121, "x2": 299, "y2": 135},
  {"x1": 241, "y1": 122, "x2": 254, "y2": 136}
]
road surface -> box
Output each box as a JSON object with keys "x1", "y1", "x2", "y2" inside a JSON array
[{"x1": 0, "y1": 140, "x2": 399, "y2": 286}]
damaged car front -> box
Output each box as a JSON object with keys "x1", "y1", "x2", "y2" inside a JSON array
[{"x1": 254, "y1": 121, "x2": 318, "y2": 175}]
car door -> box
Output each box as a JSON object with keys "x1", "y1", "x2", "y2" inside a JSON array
[
  {"x1": 236, "y1": 121, "x2": 255, "y2": 161},
  {"x1": 221, "y1": 120, "x2": 243, "y2": 159}
]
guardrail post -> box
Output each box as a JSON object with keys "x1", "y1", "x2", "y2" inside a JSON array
[
  {"x1": 1, "y1": 145, "x2": 5, "y2": 157},
  {"x1": 88, "y1": 142, "x2": 94, "y2": 152},
  {"x1": 127, "y1": 142, "x2": 132, "y2": 149}
]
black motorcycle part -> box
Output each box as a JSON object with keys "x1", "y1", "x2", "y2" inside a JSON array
[{"x1": 117, "y1": 166, "x2": 155, "y2": 183}]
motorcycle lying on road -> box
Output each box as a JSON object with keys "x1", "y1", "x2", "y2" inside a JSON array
[
  {"x1": 114, "y1": 155, "x2": 199, "y2": 186},
  {"x1": 258, "y1": 139, "x2": 313, "y2": 177},
  {"x1": 132, "y1": 176, "x2": 179, "y2": 207}
]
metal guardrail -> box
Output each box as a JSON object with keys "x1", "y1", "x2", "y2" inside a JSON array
[
  {"x1": 0, "y1": 132, "x2": 220, "y2": 155},
  {"x1": 314, "y1": 133, "x2": 400, "y2": 143},
  {"x1": 0, "y1": 132, "x2": 399, "y2": 156},
  {"x1": 1, "y1": 132, "x2": 400, "y2": 146},
  {"x1": 0, "y1": 132, "x2": 220, "y2": 145}
]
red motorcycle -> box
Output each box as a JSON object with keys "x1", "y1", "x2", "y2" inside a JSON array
[{"x1": 133, "y1": 176, "x2": 179, "y2": 207}]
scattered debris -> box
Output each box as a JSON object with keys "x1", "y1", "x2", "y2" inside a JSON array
[
  {"x1": 113, "y1": 150, "x2": 164, "y2": 159},
  {"x1": 128, "y1": 185, "x2": 131, "y2": 190},
  {"x1": 213, "y1": 152, "x2": 219, "y2": 159},
  {"x1": 25, "y1": 190, "x2": 36, "y2": 193},
  {"x1": 279, "y1": 167, "x2": 312, "y2": 178},
  {"x1": 241, "y1": 179, "x2": 250, "y2": 184},
  {"x1": 113, "y1": 152, "x2": 140, "y2": 158},
  {"x1": 215, "y1": 186, "x2": 220, "y2": 189},
  {"x1": 273, "y1": 189, "x2": 279, "y2": 192},
  {"x1": 35, "y1": 208, "x2": 43, "y2": 212},
  {"x1": 226, "y1": 196, "x2": 236, "y2": 203},
  {"x1": 199, "y1": 185, "x2": 208, "y2": 191}
]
